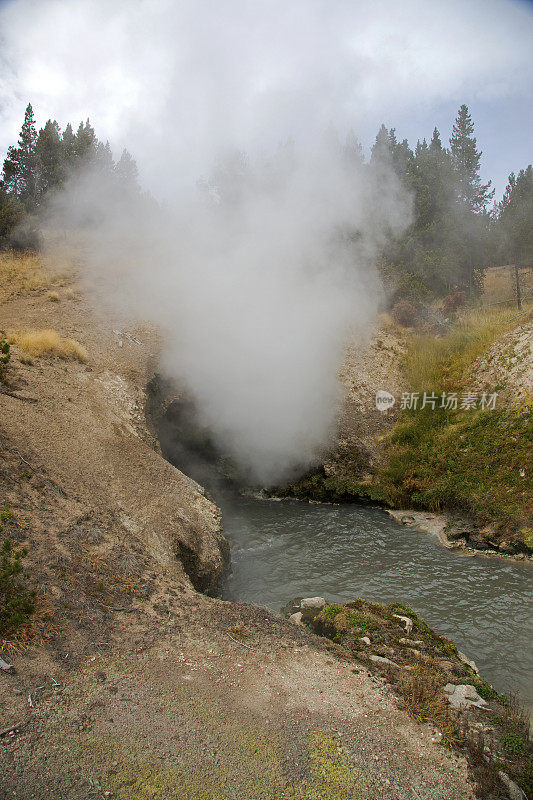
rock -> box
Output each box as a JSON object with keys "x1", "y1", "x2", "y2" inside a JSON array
[
  {"x1": 0, "y1": 658, "x2": 15, "y2": 674},
  {"x1": 400, "y1": 515, "x2": 416, "y2": 525},
  {"x1": 288, "y1": 612, "x2": 303, "y2": 626},
  {"x1": 443, "y1": 683, "x2": 487, "y2": 710},
  {"x1": 399, "y1": 637, "x2": 424, "y2": 648},
  {"x1": 498, "y1": 771, "x2": 527, "y2": 800},
  {"x1": 359, "y1": 636, "x2": 371, "y2": 645},
  {"x1": 498, "y1": 541, "x2": 516, "y2": 554},
  {"x1": 300, "y1": 597, "x2": 326, "y2": 619},
  {"x1": 370, "y1": 655, "x2": 400, "y2": 668},
  {"x1": 393, "y1": 614, "x2": 413, "y2": 635},
  {"x1": 457, "y1": 651, "x2": 480, "y2": 675}
]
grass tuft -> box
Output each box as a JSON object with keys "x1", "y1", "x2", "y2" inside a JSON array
[{"x1": 9, "y1": 329, "x2": 88, "y2": 362}]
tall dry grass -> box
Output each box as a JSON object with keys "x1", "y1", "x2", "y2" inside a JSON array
[
  {"x1": 8, "y1": 329, "x2": 88, "y2": 362},
  {"x1": 404, "y1": 303, "x2": 533, "y2": 392},
  {"x1": 0, "y1": 251, "x2": 71, "y2": 303}
]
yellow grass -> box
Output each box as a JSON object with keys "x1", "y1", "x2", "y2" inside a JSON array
[
  {"x1": 404, "y1": 303, "x2": 532, "y2": 391},
  {"x1": 0, "y1": 251, "x2": 71, "y2": 303},
  {"x1": 482, "y1": 264, "x2": 533, "y2": 305},
  {"x1": 8, "y1": 329, "x2": 88, "y2": 362},
  {"x1": 47, "y1": 290, "x2": 60, "y2": 302}
]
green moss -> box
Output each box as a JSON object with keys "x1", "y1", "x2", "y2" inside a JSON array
[
  {"x1": 502, "y1": 731, "x2": 526, "y2": 756},
  {"x1": 379, "y1": 406, "x2": 532, "y2": 540}
]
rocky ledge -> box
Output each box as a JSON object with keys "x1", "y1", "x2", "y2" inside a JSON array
[{"x1": 286, "y1": 596, "x2": 532, "y2": 800}]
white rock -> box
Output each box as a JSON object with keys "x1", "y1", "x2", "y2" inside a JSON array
[
  {"x1": 443, "y1": 683, "x2": 488, "y2": 710},
  {"x1": 370, "y1": 655, "x2": 400, "y2": 668},
  {"x1": 457, "y1": 650, "x2": 480, "y2": 675},
  {"x1": 288, "y1": 612, "x2": 303, "y2": 626},
  {"x1": 359, "y1": 636, "x2": 371, "y2": 645},
  {"x1": 399, "y1": 637, "x2": 424, "y2": 648},
  {"x1": 393, "y1": 614, "x2": 413, "y2": 635},
  {"x1": 300, "y1": 597, "x2": 326, "y2": 619},
  {"x1": 498, "y1": 771, "x2": 527, "y2": 800}
]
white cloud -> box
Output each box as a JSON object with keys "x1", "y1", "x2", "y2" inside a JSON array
[{"x1": 0, "y1": 0, "x2": 531, "y2": 194}]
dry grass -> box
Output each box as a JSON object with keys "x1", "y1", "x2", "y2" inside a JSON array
[
  {"x1": 8, "y1": 329, "x2": 88, "y2": 362},
  {"x1": 0, "y1": 251, "x2": 69, "y2": 303},
  {"x1": 482, "y1": 265, "x2": 533, "y2": 305},
  {"x1": 404, "y1": 303, "x2": 533, "y2": 392},
  {"x1": 0, "y1": 590, "x2": 59, "y2": 655},
  {"x1": 47, "y1": 290, "x2": 60, "y2": 302}
]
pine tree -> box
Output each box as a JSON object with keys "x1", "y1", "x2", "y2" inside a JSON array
[
  {"x1": 61, "y1": 123, "x2": 76, "y2": 169},
  {"x1": 115, "y1": 149, "x2": 139, "y2": 192},
  {"x1": 17, "y1": 103, "x2": 38, "y2": 207},
  {"x1": 35, "y1": 120, "x2": 63, "y2": 196},
  {"x1": 498, "y1": 165, "x2": 533, "y2": 270},
  {"x1": 450, "y1": 104, "x2": 494, "y2": 212},
  {"x1": 1, "y1": 146, "x2": 22, "y2": 195},
  {"x1": 74, "y1": 119, "x2": 96, "y2": 163},
  {"x1": 371, "y1": 124, "x2": 392, "y2": 165}
]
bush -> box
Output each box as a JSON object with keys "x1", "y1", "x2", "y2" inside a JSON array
[
  {"x1": 442, "y1": 290, "x2": 466, "y2": 316},
  {"x1": 391, "y1": 300, "x2": 418, "y2": 327},
  {"x1": 0, "y1": 538, "x2": 36, "y2": 635},
  {"x1": 0, "y1": 333, "x2": 10, "y2": 380}
]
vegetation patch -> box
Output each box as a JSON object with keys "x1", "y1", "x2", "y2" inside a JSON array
[
  {"x1": 376, "y1": 306, "x2": 533, "y2": 548},
  {"x1": 0, "y1": 537, "x2": 36, "y2": 636},
  {"x1": 8, "y1": 328, "x2": 88, "y2": 362}
]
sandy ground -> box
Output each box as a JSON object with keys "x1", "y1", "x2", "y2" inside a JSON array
[{"x1": 0, "y1": 266, "x2": 477, "y2": 798}]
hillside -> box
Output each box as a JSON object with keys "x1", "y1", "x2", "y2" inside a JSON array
[{"x1": 0, "y1": 251, "x2": 484, "y2": 799}]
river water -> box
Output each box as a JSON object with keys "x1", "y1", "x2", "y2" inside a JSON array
[{"x1": 220, "y1": 497, "x2": 533, "y2": 709}]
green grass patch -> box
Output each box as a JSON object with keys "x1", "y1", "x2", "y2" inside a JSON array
[
  {"x1": 0, "y1": 538, "x2": 36, "y2": 635},
  {"x1": 380, "y1": 405, "x2": 532, "y2": 538}
]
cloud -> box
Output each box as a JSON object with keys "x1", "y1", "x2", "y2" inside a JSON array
[{"x1": 0, "y1": 0, "x2": 531, "y2": 193}]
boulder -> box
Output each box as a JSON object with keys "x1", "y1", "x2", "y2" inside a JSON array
[
  {"x1": 498, "y1": 771, "x2": 527, "y2": 800},
  {"x1": 288, "y1": 612, "x2": 303, "y2": 626},
  {"x1": 370, "y1": 655, "x2": 400, "y2": 668},
  {"x1": 443, "y1": 683, "x2": 487, "y2": 710},
  {"x1": 300, "y1": 597, "x2": 326, "y2": 620},
  {"x1": 393, "y1": 614, "x2": 413, "y2": 635},
  {"x1": 399, "y1": 637, "x2": 424, "y2": 648},
  {"x1": 359, "y1": 636, "x2": 371, "y2": 645},
  {"x1": 457, "y1": 651, "x2": 480, "y2": 675}
]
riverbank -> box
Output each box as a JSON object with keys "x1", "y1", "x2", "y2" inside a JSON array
[
  {"x1": 0, "y1": 251, "x2": 482, "y2": 799},
  {"x1": 279, "y1": 306, "x2": 533, "y2": 559}
]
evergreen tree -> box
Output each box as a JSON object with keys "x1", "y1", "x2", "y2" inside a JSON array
[
  {"x1": 498, "y1": 165, "x2": 533, "y2": 269},
  {"x1": 61, "y1": 123, "x2": 77, "y2": 169},
  {"x1": 17, "y1": 103, "x2": 38, "y2": 207},
  {"x1": 35, "y1": 120, "x2": 63, "y2": 196},
  {"x1": 450, "y1": 104, "x2": 494, "y2": 212},
  {"x1": 115, "y1": 149, "x2": 139, "y2": 192},
  {"x1": 1, "y1": 146, "x2": 22, "y2": 195},
  {"x1": 94, "y1": 140, "x2": 115, "y2": 174},
  {"x1": 74, "y1": 119, "x2": 96, "y2": 163}
]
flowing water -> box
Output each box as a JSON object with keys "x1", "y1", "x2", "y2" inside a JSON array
[{"x1": 220, "y1": 497, "x2": 533, "y2": 709}]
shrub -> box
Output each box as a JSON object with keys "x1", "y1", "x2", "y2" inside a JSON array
[
  {"x1": 0, "y1": 333, "x2": 10, "y2": 380},
  {"x1": 391, "y1": 300, "x2": 418, "y2": 327},
  {"x1": 0, "y1": 539, "x2": 36, "y2": 635},
  {"x1": 442, "y1": 290, "x2": 466, "y2": 316},
  {"x1": 8, "y1": 329, "x2": 87, "y2": 362}
]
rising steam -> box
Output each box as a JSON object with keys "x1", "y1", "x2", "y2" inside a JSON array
[{"x1": 47, "y1": 142, "x2": 410, "y2": 484}]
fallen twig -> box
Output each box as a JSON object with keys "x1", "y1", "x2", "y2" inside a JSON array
[
  {"x1": 0, "y1": 723, "x2": 23, "y2": 738},
  {"x1": 227, "y1": 633, "x2": 254, "y2": 650},
  {"x1": 0, "y1": 389, "x2": 38, "y2": 402}
]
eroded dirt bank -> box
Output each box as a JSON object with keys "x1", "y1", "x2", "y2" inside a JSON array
[{"x1": 0, "y1": 259, "x2": 486, "y2": 798}]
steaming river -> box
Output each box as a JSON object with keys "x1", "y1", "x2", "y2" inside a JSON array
[{"x1": 220, "y1": 497, "x2": 533, "y2": 709}]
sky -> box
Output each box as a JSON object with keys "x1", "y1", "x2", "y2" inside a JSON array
[{"x1": 0, "y1": 0, "x2": 532, "y2": 200}]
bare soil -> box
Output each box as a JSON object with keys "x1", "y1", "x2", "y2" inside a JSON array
[{"x1": 0, "y1": 262, "x2": 478, "y2": 798}]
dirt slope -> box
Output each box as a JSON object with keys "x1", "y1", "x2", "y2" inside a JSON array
[{"x1": 0, "y1": 261, "x2": 477, "y2": 799}]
